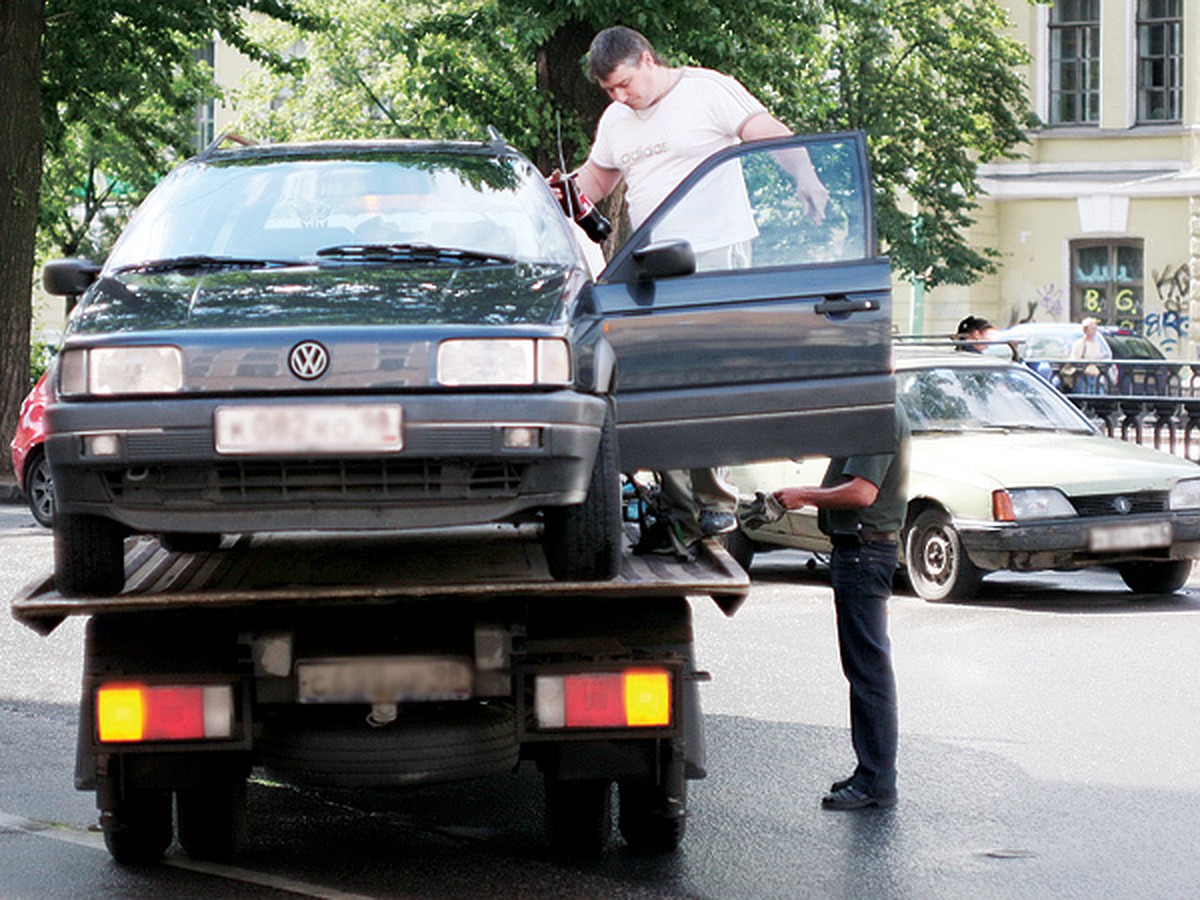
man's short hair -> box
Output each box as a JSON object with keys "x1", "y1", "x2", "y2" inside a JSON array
[
  {"x1": 956, "y1": 315, "x2": 992, "y2": 337},
  {"x1": 587, "y1": 26, "x2": 663, "y2": 82}
]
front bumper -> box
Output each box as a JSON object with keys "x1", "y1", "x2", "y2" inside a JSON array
[
  {"x1": 958, "y1": 512, "x2": 1200, "y2": 570},
  {"x1": 46, "y1": 391, "x2": 607, "y2": 533}
]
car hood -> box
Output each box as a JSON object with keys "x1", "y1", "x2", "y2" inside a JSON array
[
  {"x1": 911, "y1": 432, "x2": 1200, "y2": 501},
  {"x1": 67, "y1": 262, "x2": 578, "y2": 334}
]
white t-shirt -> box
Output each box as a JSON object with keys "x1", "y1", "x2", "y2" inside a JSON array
[{"x1": 588, "y1": 67, "x2": 766, "y2": 252}]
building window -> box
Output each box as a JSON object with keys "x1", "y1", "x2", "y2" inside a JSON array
[
  {"x1": 194, "y1": 41, "x2": 216, "y2": 151},
  {"x1": 1137, "y1": 0, "x2": 1183, "y2": 123},
  {"x1": 1070, "y1": 240, "x2": 1145, "y2": 331},
  {"x1": 1048, "y1": 0, "x2": 1100, "y2": 125}
]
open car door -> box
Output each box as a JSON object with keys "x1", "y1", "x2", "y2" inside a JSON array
[{"x1": 590, "y1": 131, "x2": 894, "y2": 471}]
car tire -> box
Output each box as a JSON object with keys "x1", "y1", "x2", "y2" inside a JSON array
[
  {"x1": 544, "y1": 777, "x2": 612, "y2": 857},
  {"x1": 101, "y1": 786, "x2": 174, "y2": 865},
  {"x1": 1117, "y1": 560, "x2": 1193, "y2": 595},
  {"x1": 160, "y1": 532, "x2": 223, "y2": 553},
  {"x1": 23, "y1": 448, "x2": 55, "y2": 528},
  {"x1": 55, "y1": 514, "x2": 126, "y2": 596},
  {"x1": 618, "y1": 778, "x2": 686, "y2": 852},
  {"x1": 542, "y1": 413, "x2": 621, "y2": 581},
  {"x1": 905, "y1": 509, "x2": 983, "y2": 602},
  {"x1": 720, "y1": 528, "x2": 759, "y2": 572},
  {"x1": 177, "y1": 780, "x2": 248, "y2": 862}
]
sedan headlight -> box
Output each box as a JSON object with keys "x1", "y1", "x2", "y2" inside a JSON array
[
  {"x1": 59, "y1": 346, "x2": 184, "y2": 396},
  {"x1": 436, "y1": 338, "x2": 571, "y2": 387},
  {"x1": 1169, "y1": 478, "x2": 1200, "y2": 510},
  {"x1": 993, "y1": 488, "x2": 1076, "y2": 521}
]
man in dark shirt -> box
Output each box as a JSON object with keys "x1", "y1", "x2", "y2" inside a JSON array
[{"x1": 773, "y1": 408, "x2": 909, "y2": 809}]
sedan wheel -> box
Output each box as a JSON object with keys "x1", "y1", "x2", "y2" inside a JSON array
[
  {"x1": 1117, "y1": 560, "x2": 1193, "y2": 595},
  {"x1": 905, "y1": 509, "x2": 983, "y2": 602},
  {"x1": 24, "y1": 449, "x2": 54, "y2": 528}
]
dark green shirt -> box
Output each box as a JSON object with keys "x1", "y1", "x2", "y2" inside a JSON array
[{"x1": 818, "y1": 406, "x2": 910, "y2": 535}]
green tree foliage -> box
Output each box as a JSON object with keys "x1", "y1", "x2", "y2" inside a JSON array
[{"x1": 238, "y1": 0, "x2": 1042, "y2": 288}]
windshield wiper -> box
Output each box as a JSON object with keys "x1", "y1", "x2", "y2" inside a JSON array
[
  {"x1": 315, "y1": 243, "x2": 515, "y2": 267},
  {"x1": 114, "y1": 255, "x2": 304, "y2": 275}
]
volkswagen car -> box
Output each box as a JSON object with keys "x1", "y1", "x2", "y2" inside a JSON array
[
  {"x1": 729, "y1": 347, "x2": 1200, "y2": 601},
  {"x1": 9, "y1": 371, "x2": 55, "y2": 527},
  {"x1": 42, "y1": 132, "x2": 894, "y2": 595}
]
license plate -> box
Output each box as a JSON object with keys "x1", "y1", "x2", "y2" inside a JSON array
[
  {"x1": 215, "y1": 404, "x2": 402, "y2": 455},
  {"x1": 296, "y1": 656, "x2": 473, "y2": 703},
  {"x1": 1088, "y1": 521, "x2": 1172, "y2": 552}
]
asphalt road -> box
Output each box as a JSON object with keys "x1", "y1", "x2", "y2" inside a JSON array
[{"x1": 3, "y1": 501, "x2": 1200, "y2": 898}]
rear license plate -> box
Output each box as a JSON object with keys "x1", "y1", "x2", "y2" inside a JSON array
[
  {"x1": 1088, "y1": 521, "x2": 1172, "y2": 552},
  {"x1": 296, "y1": 656, "x2": 473, "y2": 703},
  {"x1": 215, "y1": 404, "x2": 402, "y2": 455}
]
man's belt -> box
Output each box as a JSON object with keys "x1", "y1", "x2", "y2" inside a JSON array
[{"x1": 830, "y1": 529, "x2": 899, "y2": 548}]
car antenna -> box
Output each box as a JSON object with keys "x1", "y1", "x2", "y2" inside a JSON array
[
  {"x1": 554, "y1": 111, "x2": 578, "y2": 220},
  {"x1": 196, "y1": 130, "x2": 256, "y2": 161}
]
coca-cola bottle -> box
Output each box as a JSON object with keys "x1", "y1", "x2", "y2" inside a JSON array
[{"x1": 550, "y1": 171, "x2": 612, "y2": 244}]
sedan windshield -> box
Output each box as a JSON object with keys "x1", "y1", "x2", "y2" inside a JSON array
[
  {"x1": 105, "y1": 152, "x2": 579, "y2": 272},
  {"x1": 899, "y1": 365, "x2": 1096, "y2": 434}
]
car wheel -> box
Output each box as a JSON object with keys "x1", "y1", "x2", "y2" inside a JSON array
[
  {"x1": 1117, "y1": 560, "x2": 1193, "y2": 595},
  {"x1": 905, "y1": 509, "x2": 983, "y2": 602},
  {"x1": 101, "y1": 786, "x2": 173, "y2": 865},
  {"x1": 618, "y1": 778, "x2": 686, "y2": 852},
  {"x1": 542, "y1": 413, "x2": 621, "y2": 581},
  {"x1": 177, "y1": 780, "x2": 248, "y2": 862},
  {"x1": 23, "y1": 448, "x2": 54, "y2": 528},
  {"x1": 544, "y1": 777, "x2": 612, "y2": 857},
  {"x1": 720, "y1": 528, "x2": 758, "y2": 572},
  {"x1": 160, "y1": 532, "x2": 223, "y2": 553},
  {"x1": 55, "y1": 514, "x2": 126, "y2": 596}
]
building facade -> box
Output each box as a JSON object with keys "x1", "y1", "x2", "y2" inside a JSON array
[{"x1": 913, "y1": 0, "x2": 1199, "y2": 358}]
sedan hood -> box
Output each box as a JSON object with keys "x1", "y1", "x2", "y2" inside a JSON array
[{"x1": 68, "y1": 262, "x2": 577, "y2": 334}]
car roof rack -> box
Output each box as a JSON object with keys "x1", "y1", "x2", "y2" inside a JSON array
[
  {"x1": 196, "y1": 131, "x2": 258, "y2": 162},
  {"x1": 892, "y1": 334, "x2": 1024, "y2": 362}
]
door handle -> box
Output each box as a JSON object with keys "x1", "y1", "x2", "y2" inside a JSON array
[{"x1": 814, "y1": 295, "x2": 879, "y2": 316}]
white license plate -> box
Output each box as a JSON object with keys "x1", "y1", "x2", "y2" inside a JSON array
[
  {"x1": 1088, "y1": 521, "x2": 1172, "y2": 552},
  {"x1": 296, "y1": 656, "x2": 473, "y2": 704},
  {"x1": 215, "y1": 404, "x2": 402, "y2": 455}
]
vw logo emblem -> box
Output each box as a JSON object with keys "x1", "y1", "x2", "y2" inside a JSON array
[
  {"x1": 289, "y1": 341, "x2": 329, "y2": 380},
  {"x1": 1113, "y1": 496, "x2": 1133, "y2": 515}
]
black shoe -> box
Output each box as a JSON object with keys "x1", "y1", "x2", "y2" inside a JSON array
[
  {"x1": 698, "y1": 510, "x2": 737, "y2": 535},
  {"x1": 821, "y1": 784, "x2": 897, "y2": 810},
  {"x1": 830, "y1": 775, "x2": 855, "y2": 793}
]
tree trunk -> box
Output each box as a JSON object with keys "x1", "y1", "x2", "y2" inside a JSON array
[{"x1": 0, "y1": 1, "x2": 45, "y2": 480}]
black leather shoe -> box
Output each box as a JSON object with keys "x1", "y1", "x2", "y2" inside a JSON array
[
  {"x1": 830, "y1": 775, "x2": 855, "y2": 793},
  {"x1": 821, "y1": 784, "x2": 897, "y2": 810}
]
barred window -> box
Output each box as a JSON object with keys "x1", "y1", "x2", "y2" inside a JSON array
[
  {"x1": 1048, "y1": 0, "x2": 1100, "y2": 126},
  {"x1": 1137, "y1": 0, "x2": 1183, "y2": 123},
  {"x1": 1070, "y1": 240, "x2": 1145, "y2": 331}
]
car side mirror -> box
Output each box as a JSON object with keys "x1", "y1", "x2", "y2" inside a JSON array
[
  {"x1": 43, "y1": 258, "x2": 100, "y2": 297},
  {"x1": 632, "y1": 240, "x2": 696, "y2": 280}
]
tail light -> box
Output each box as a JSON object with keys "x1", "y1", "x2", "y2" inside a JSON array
[
  {"x1": 534, "y1": 668, "x2": 672, "y2": 730},
  {"x1": 96, "y1": 682, "x2": 235, "y2": 743}
]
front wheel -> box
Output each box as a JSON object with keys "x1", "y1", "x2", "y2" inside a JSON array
[
  {"x1": 905, "y1": 509, "x2": 983, "y2": 602},
  {"x1": 1117, "y1": 559, "x2": 1193, "y2": 594},
  {"x1": 542, "y1": 413, "x2": 621, "y2": 581},
  {"x1": 24, "y1": 449, "x2": 55, "y2": 528},
  {"x1": 55, "y1": 514, "x2": 126, "y2": 596}
]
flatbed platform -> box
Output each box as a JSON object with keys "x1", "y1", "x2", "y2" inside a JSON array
[{"x1": 12, "y1": 527, "x2": 748, "y2": 634}]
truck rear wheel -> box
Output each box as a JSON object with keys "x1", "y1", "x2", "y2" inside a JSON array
[
  {"x1": 177, "y1": 781, "x2": 247, "y2": 862},
  {"x1": 618, "y1": 778, "x2": 687, "y2": 852},
  {"x1": 101, "y1": 787, "x2": 173, "y2": 864},
  {"x1": 55, "y1": 513, "x2": 125, "y2": 596},
  {"x1": 544, "y1": 777, "x2": 612, "y2": 856},
  {"x1": 543, "y1": 413, "x2": 621, "y2": 581}
]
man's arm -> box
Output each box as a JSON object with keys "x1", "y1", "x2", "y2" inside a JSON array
[
  {"x1": 575, "y1": 161, "x2": 623, "y2": 203},
  {"x1": 740, "y1": 113, "x2": 829, "y2": 224},
  {"x1": 774, "y1": 476, "x2": 879, "y2": 512}
]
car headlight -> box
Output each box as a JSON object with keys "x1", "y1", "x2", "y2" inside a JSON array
[
  {"x1": 59, "y1": 346, "x2": 184, "y2": 396},
  {"x1": 1169, "y1": 478, "x2": 1200, "y2": 510},
  {"x1": 993, "y1": 488, "x2": 1076, "y2": 521},
  {"x1": 436, "y1": 338, "x2": 571, "y2": 386}
]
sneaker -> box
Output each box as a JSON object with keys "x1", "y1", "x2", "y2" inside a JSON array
[
  {"x1": 698, "y1": 510, "x2": 737, "y2": 535},
  {"x1": 820, "y1": 784, "x2": 897, "y2": 810}
]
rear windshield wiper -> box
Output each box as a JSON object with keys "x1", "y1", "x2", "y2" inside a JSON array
[
  {"x1": 114, "y1": 255, "x2": 305, "y2": 275},
  {"x1": 315, "y1": 243, "x2": 515, "y2": 267}
]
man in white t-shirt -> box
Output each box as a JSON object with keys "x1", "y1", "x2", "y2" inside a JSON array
[{"x1": 573, "y1": 25, "x2": 828, "y2": 553}]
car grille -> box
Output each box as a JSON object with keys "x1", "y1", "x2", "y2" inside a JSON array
[
  {"x1": 1070, "y1": 491, "x2": 1168, "y2": 517},
  {"x1": 104, "y1": 459, "x2": 526, "y2": 505}
]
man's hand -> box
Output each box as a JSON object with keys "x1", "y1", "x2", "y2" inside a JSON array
[{"x1": 772, "y1": 487, "x2": 812, "y2": 512}]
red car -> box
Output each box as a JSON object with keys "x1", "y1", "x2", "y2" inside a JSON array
[{"x1": 9, "y1": 371, "x2": 53, "y2": 527}]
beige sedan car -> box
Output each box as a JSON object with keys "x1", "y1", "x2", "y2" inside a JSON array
[{"x1": 727, "y1": 349, "x2": 1200, "y2": 601}]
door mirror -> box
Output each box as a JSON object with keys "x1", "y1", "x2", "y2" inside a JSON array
[
  {"x1": 632, "y1": 240, "x2": 696, "y2": 280},
  {"x1": 43, "y1": 258, "x2": 100, "y2": 297}
]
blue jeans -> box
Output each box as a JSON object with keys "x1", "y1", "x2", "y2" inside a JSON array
[{"x1": 830, "y1": 540, "x2": 899, "y2": 798}]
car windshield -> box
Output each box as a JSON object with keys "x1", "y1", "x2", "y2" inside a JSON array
[
  {"x1": 899, "y1": 365, "x2": 1096, "y2": 434},
  {"x1": 104, "y1": 152, "x2": 580, "y2": 272}
]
